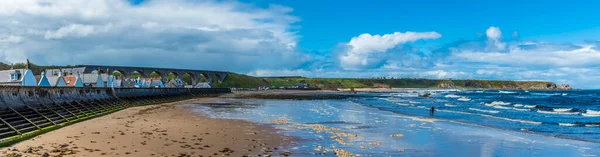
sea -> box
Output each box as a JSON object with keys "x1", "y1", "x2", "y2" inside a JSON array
[{"x1": 190, "y1": 90, "x2": 600, "y2": 157}]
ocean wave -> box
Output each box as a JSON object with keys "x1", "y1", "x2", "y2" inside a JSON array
[
  {"x1": 469, "y1": 108, "x2": 500, "y2": 114},
  {"x1": 493, "y1": 106, "x2": 512, "y2": 110},
  {"x1": 585, "y1": 124, "x2": 599, "y2": 127},
  {"x1": 524, "y1": 105, "x2": 537, "y2": 108},
  {"x1": 558, "y1": 123, "x2": 578, "y2": 127},
  {"x1": 489, "y1": 101, "x2": 511, "y2": 106},
  {"x1": 513, "y1": 108, "x2": 530, "y2": 112},
  {"x1": 395, "y1": 103, "x2": 410, "y2": 106},
  {"x1": 437, "y1": 109, "x2": 541, "y2": 125},
  {"x1": 513, "y1": 104, "x2": 524, "y2": 107},
  {"x1": 499, "y1": 90, "x2": 517, "y2": 94},
  {"x1": 486, "y1": 116, "x2": 542, "y2": 125},
  {"x1": 444, "y1": 94, "x2": 461, "y2": 98},
  {"x1": 581, "y1": 113, "x2": 600, "y2": 117},
  {"x1": 586, "y1": 109, "x2": 600, "y2": 115},
  {"x1": 537, "y1": 110, "x2": 579, "y2": 115},
  {"x1": 530, "y1": 93, "x2": 560, "y2": 96},
  {"x1": 475, "y1": 91, "x2": 484, "y2": 93},
  {"x1": 392, "y1": 93, "x2": 419, "y2": 97},
  {"x1": 444, "y1": 104, "x2": 457, "y2": 107},
  {"x1": 457, "y1": 97, "x2": 471, "y2": 101},
  {"x1": 553, "y1": 108, "x2": 573, "y2": 112}
]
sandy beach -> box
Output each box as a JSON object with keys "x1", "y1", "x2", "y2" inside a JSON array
[{"x1": 0, "y1": 97, "x2": 293, "y2": 157}]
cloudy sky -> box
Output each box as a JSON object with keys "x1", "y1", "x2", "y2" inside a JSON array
[{"x1": 1, "y1": 0, "x2": 600, "y2": 88}]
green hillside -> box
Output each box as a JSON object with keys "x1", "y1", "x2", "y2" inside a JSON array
[{"x1": 209, "y1": 73, "x2": 565, "y2": 90}]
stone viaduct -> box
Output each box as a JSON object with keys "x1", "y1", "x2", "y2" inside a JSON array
[{"x1": 78, "y1": 65, "x2": 229, "y2": 85}]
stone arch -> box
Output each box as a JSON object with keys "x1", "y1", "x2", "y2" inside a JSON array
[
  {"x1": 214, "y1": 73, "x2": 223, "y2": 84},
  {"x1": 130, "y1": 70, "x2": 147, "y2": 78},
  {"x1": 183, "y1": 72, "x2": 197, "y2": 85},
  {"x1": 112, "y1": 70, "x2": 126, "y2": 79},
  {"x1": 200, "y1": 73, "x2": 212, "y2": 83},
  {"x1": 149, "y1": 71, "x2": 163, "y2": 79}
]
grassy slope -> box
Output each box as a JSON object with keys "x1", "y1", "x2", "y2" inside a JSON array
[{"x1": 220, "y1": 75, "x2": 555, "y2": 90}]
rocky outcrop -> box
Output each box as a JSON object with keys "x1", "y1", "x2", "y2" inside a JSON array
[
  {"x1": 437, "y1": 82, "x2": 456, "y2": 89},
  {"x1": 435, "y1": 81, "x2": 572, "y2": 90},
  {"x1": 557, "y1": 84, "x2": 572, "y2": 90}
]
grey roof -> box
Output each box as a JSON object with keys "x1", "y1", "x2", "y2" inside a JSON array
[
  {"x1": 0, "y1": 69, "x2": 26, "y2": 83},
  {"x1": 47, "y1": 76, "x2": 59, "y2": 86},
  {"x1": 80, "y1": 74, "x2": 108, "y2": 84}
]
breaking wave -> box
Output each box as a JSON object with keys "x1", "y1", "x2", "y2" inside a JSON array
[{"x1": 469, "y1": 108, "x2": 500, "y2": 114}]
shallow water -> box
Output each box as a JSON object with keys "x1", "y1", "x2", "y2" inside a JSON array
[{"x1": 190, "y1": 90, "x2": 600, "y2": 157}]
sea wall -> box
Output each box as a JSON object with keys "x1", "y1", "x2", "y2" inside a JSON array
[
  {"x1": 0, "y1": 86, "x2": 230, "y2": 146},
  {"x1": 0, "y1": 86, "x2": 231, "y2": 109}
]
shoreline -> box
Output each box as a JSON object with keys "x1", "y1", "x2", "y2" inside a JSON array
[{"x1": 0, "y1": 98, "x2": 293, "y2": 157}]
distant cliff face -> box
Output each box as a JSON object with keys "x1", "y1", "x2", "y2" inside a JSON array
[
  {"x1": 222, "y1": 75, "x2": 572, "y2": 90},
  {"x1": 437, "y1": 81, "x2": 571, "y2": 90}
]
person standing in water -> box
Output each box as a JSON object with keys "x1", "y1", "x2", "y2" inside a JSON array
[{"x1": 430, "y1": 107, "x2": 435, "y2": 116}]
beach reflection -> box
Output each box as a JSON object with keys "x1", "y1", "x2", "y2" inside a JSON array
[{"x1": 191, "y1": 99, "x2": 600, "y2": 157}]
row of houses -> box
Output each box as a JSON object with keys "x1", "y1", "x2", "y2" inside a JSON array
[{"x1": 0, "y1": 62, "x2": 209, "y2": 88}]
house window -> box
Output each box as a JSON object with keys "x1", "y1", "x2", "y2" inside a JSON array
[{"x1": 10, "y1": 71, "x2": 20, "y2": 81}]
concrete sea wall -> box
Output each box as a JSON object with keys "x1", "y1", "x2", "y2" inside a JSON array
[
  {"x1": 0, "y1": 87, "x2": 230, "y2": 109},
  {"x1": 0, "y1": 87, "x2": 231, "y2": 146}
]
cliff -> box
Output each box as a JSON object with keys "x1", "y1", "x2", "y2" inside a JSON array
[{"x1": 214, "y1": 74, "x2": 571, "y2": 90}]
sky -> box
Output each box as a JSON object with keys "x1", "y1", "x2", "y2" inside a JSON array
[{"x1": 0, "y1": 0, "x2": 600, "y2": 88}]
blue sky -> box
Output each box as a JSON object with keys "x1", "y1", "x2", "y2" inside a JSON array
[
  {"x1": 1, "y1": 0, "x2": 600, "y2": 88},
  {"x1": 248, "y1": 0, "x2": 600, "y2": 50}
]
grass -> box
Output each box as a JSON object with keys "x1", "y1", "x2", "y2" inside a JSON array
[{"x1": 219, "y1": 75, "x2": 555, "y2": 90}]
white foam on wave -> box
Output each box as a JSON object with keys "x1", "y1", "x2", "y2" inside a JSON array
[
  {"x1": 444, "y1": 104, "x2": 457, "y2": 107},
  {"x1": 444, "y1": 94, "x2": 461, "y2": 98},
  {"x1": 530, "y1": 93, "x2": 560, "y2": 96},
  {"x1": 457, "y1": 97, "x2": 471, "y2": 101},
  {"x1": 493, "y1": 106, "x2": 512, "y2": 110},
  {"x1": 586, "y1": 109, "x2": 600, "y2": 115},
  {"x1": 490, "y1": 101, "x2": 511, "y2": 106},
  {"x1": 537, "y1": 110, "x2": 579, "y2": 115},
  {"x1": 524, "y1": 105, "x2": 537, "y2": 108},
  {"x1": 475, "y1": 91, "x2": 484, "y2": 93},
  {"x1": 558, "y1": 123, "x2": 577, "y2": 127},
  {"x1": 582, "y1": 113, "x2": 600, "y2": 117},
  {"x1": 585, "y1": 124, "x2": 599, "y2": 127},
  {"x1": 513, "y1": 108, "x2": 530, "y2": 112},
  {"x1": 395, "y1": 103, "x2": 410, "y2": 106},
  {"x1": 562, "y1": 93, "x2": 568, "y2": 96},
  {"x1": 437, "y1": 109, "x2": 541, "y2": 125},
  {"x1": 553, "y1": 108, "x2": 572, "y2": 112},
  {"x1": 469, "y1": 108, "x2": 500, "y2": 114},
  {"x1": 499, "y1": 90, "x2": 517, "y2": 94},
  {"x1": 513, "y1": 104, "x2": 524, "y2": 107},
  {"x1": 393, "y1": 93, "x2": 419, "y2": 98}
]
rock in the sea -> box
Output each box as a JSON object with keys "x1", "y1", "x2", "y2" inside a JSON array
[{"x1": 558, "y1": 84, "x2": 572, "y2": 90}]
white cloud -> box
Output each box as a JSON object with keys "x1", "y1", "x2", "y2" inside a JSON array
[
  {"x1": 455, "y1": 44, "x2": 600, "y2": 67},
  {"x1": 339, "y1": 31, "x2": 441, "y2": 70},
  {"x1": 486, "y1": 26, "x2": 502, "y2": 40},
  {"x1": 44, "y1": 24, "x2": 111, "y2": 39},
  {"x1": 0, "y1": 35, "x2": 23, "y2": 43},
  {"x1": 485, "y1": 26, "x2": 505, "y2": 50},
  {"x1": 0, "y1": 0, "x2": 303, "y2": 73}
]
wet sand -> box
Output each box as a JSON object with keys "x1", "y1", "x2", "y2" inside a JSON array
[{"x1": 0, "y1": 98, "x2": 293, "y2": 157}]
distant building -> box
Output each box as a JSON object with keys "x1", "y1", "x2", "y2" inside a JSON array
[{"x1": 292, "y1": 83, "x2": 309, "y2": 88}]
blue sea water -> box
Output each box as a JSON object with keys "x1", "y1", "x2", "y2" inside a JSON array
[{"x1": 190, "y1": 90, "x2": 600, "y2": 157}]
